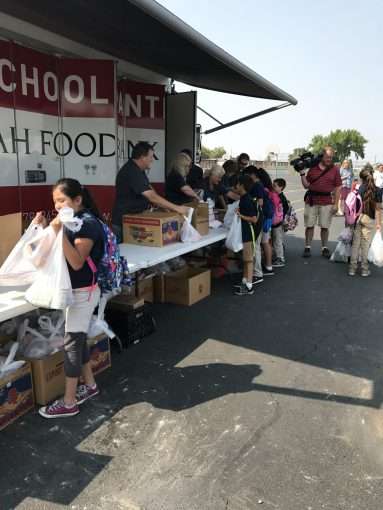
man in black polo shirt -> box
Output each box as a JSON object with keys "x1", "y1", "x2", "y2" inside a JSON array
[{"x1": 112, "y1": 142, "x2": 189, "y2": 242}]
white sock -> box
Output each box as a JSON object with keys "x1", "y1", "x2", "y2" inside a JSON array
[
  {"x1": 245, "y1": 281, "x2": 253, "y2": 290},
  {"x1": 265, "y1": 266, "x2": 273, "y2": 271}
]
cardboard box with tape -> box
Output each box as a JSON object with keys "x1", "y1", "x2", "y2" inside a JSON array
[
  {"x1": 123, "y1": 211, "x2": 180, "y2": 247},
  {"x1": 185, "y1": 202, "x2": 209, "y2": 236},
  {"x1": 0, "y1": 212, "x2": 28, "y2": 266},
  {"x1": 165, "y1": 267, "x2": 211, "y2": 306},
  {"x1": 23, "y1": 335, "x2": 111, "y2": 405}
]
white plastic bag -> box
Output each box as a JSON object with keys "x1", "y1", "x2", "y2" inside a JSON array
[
  {"x1": 368, "y1": 231, "x2": 383, "y2": 267},
  {"x1": 330, "y1": 227, "x2": 353, "y2": 263},
  {"x1": 25, "y1": 229, "x2": 73, "y2": 309},
  {"x1": 0, "y1": 342, "x2": 25, "y2": 377},
  {"x1": 225, "y1": 214, "x2": 243, "y2": 253},
  {"x1": 224, "y1": 200, "x2": 239, "y2": 229},
  {"x1": 0, "y1": 223, "x2": 48, "y2": 285},
  {"x1": 330, "y1": 240, "x2": 352, "y2": 263},
  {"x1": 338, "y1": 227, "x2": 353, "y2": 244},
  {"x1": 180, "y1": 212, "x2": 202, "y2": 243}
]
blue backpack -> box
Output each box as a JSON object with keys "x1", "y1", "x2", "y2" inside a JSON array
[
  {"x1": 85, "y1": 214, "x2": 122, "y2": 296},
  {"x1": 262, "y1": 191, "x2": 275, "y2": 220}
]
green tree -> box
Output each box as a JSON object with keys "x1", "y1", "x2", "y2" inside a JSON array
[
  {"x1": 201, "y1": 145, "x2": 226, "y2": 159},
  {"x1": 288, "y1": 147, "x2": 307, "y2": 161},
  {"x1": 308, "y1": 129, "x2": 367, "y2": 162}
]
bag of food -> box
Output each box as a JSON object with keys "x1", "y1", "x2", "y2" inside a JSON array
[
  {"x1": 225, "y1": 214, "x2": 243, "y2": 253},
  {"x1": 368, "y1": 231, "x2": 383, "y2": 267}
]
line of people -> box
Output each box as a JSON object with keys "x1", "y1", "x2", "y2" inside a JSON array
[{"x1": 160, "y1": 149, "x2": 294, "y2": 297}]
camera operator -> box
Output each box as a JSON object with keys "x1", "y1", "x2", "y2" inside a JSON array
[{"x1": 299, "y1": 146, "x2": 341, "y2": 258}]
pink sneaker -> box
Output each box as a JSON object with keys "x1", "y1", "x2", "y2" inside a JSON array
[
  {"x1": 39, "y1": 399, "x2": 79, "y2": 419},
  {"x1": 76, "y1": 384, "x2": 100, "y2": 405}
]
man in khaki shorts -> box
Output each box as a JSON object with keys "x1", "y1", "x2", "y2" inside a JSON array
[{"x1": 299, "y1": 147, "x2": 342, "y2": 258}]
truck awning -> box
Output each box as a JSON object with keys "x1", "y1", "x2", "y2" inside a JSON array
[{"x1": 0, "y1": 0, "x2": 297, "y2": 104}]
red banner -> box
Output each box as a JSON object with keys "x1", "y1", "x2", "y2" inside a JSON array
[
  {"x1": 118, "y1": 79, "x2": 165, "y2": 129},
  {"x1": 0, "y1": 41, "x2": 114, "y2": 117}
]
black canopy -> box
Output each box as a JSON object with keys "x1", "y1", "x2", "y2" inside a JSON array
[{"x1": 0, "y1": 0, "x2": 297, "y2": 104}]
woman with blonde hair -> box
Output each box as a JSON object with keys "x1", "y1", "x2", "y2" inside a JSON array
[
  {"x1": 165, "y1": 152, "x2": 200, "y2": 204},
  {"x1": 203, "y1": 164, "x2": 239, "y2": 209}
]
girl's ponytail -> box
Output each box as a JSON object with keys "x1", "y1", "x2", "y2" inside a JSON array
[
  {"x1": 53, "y1": 178, "x2": 101, "y2": 219},
  {"x1": 360, "y1": 167, "x2": 376, "y2": 217},
  {"x1": 81, "y1": 186, "x2": 101, "y2": 219}
]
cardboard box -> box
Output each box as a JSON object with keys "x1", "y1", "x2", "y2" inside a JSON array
[
  {"x1": 120, "y1": 282, "x2": 136, "y2": 297},
  {"x1": 165, "y1": 267, "x2": 211, "y2": 306},
  {"x1": 0, "y1": 363, "x2": 34, "y2": 431},
  {"x1": 136, "y1": 274, "x2": 154, "y2": 303},
  {"x1": 108, "y1": 294, "x2": 145, "y2": 311},
  {"x1": 153, "y1": 274, "x2": 166, "y2": 303},
  {"x1": 24, "y1": 335, "x2": 111, "y2": 405},
  {"x1": 0, "y1": 212, "x2": 24, "y2": 266},
  {"x1": 123, "y1": 211, "x2": 180, "y2": 247},
  {"x1": 186, "y1": 202, "x2": 209, "y2": 236}
]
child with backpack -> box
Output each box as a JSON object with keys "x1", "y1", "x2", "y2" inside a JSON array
[
  {"x1": 271, "y1": 178, "x2": 289, "y2": 267},
  {"x1": 35, "y1": 178, "x2": 107, "y2": 418},
  {"x1": 244, "y1": 167, "x2": 274, "y2": 280},
  {"x1": 233, "y1": 174, "x2": 262, "y2": 295},
  {"x1": 348, "y1": 168, "x2": 382, "y2": 277}
]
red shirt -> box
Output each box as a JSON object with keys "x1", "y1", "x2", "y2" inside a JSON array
[{"x1": 305, "y1": 165, "x2": 342, "y2": 206}]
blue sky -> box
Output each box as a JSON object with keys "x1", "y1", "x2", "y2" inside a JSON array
[{"x1": 158, "y1": 0, "x2": 383, "y2": 162}]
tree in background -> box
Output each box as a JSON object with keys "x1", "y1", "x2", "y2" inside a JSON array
[
  {"x1": 288, "y1": 147, "x2": 307, "y2": 161},
  {"x1": 308, "y1": 129, "x2": 367, "y2": 162},
  {"x1": 201, "y1": 145, "x2": 226, "y2": 159}
]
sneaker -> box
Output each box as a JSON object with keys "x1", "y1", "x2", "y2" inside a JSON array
[
  {"x1": 322, "y1": 247, "x2": 331, "y2": 259},
  {"x1": 234, "y1": 283, "x2": 254, "y2": 296},
  {"x1": 263, "y1": 267, "x2": 275, "y2": 276},
  {"x1": 302, "y1": 247, "x2": 311, "y2": 258},
  {"x1": 348, "y1": 269, "x2": 356, "y2": 276},
  {"x1": 76, "y1": 384, "x2": 100, "y2": 405},
  {"x1": 273, "y1": 258, "x2": 285, "y2": 268},
  {"x1": 252, "y1": 276, "x2": 264, "y2": 285},
  {"x1": 39, "y1": 399, "x2": 79, "y2": 419},
  {"x1": 361, "y1": 269, "x2": 370, "y2": 277}
]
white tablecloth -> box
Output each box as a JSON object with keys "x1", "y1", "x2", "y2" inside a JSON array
[
  {"x1": 119, "y1": 227, "x2": 228, "y2": 273},
  {"x1": 0, "y1": 228, "x2": 228, "y2": 323}
]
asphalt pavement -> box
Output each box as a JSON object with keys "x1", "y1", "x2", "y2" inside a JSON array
[{"x1": 2, "y1": 172, "x2": 383, "y2": 510}]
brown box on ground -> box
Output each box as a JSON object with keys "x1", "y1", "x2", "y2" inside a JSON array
[
  {"x1": 153, "y1": 274, "x2": 166, "y2": 303},
  {"x1": 0, "y1": 363, "x2": 34, "y2": 431},
  {"x1": 109, "y1": 294, "x2": 145, "y2": 311},
  {"x1": 23, "y1": 335, "x2": 111, "y2": 405},
  {"x1": 123, "y1": 211, "x2": 180, "y2": 247},
  {"x1": 165, "y1": 267, "x2": 211, "y2": 306},
  {"x1": 185, "y1": 202, "x2": 209, "y2": 236},
  {"x1": 0, "y1": 213, "x2": 24, "y2": 266},
  {"x1": 136, "y1": 274, "x2": 154, "y2": 303}
]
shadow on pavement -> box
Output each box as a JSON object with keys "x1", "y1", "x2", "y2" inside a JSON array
[{"x1": 2, "y1": 227, "x2": 382, "y2": 507}]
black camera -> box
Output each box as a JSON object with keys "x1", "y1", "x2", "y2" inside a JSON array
[{"x1": 290, "y1": 151, "x2": 323, "y2": 173}]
